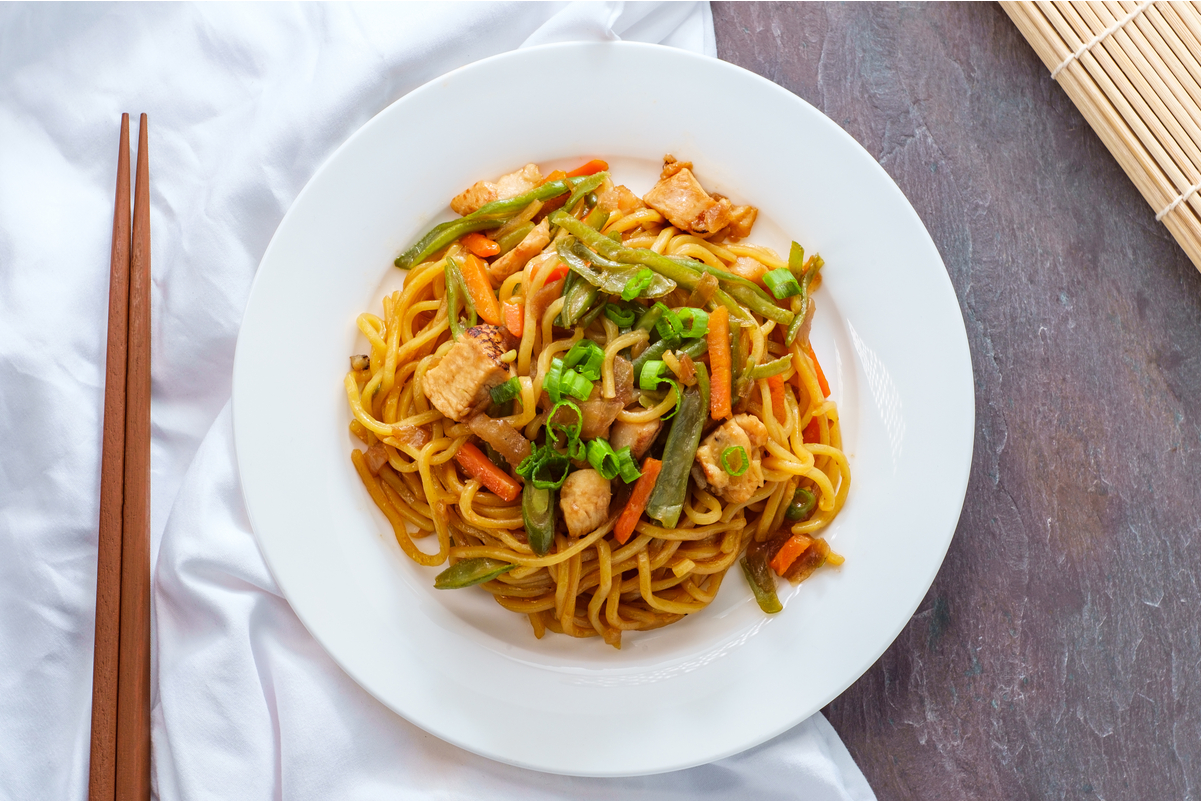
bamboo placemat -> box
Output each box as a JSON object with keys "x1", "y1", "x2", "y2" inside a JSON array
[{"x1": 1002, "y1": 1, "x2": 1201, "y2": 272}]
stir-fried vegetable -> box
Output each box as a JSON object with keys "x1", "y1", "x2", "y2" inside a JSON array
[
  {"x1": 434, "y1": 557, "x2": 514, "y2": 589},
  {"x1": 741, "y1": 541, "x2": 782, "y2": 614},
  {"x1": 645, "y1": 364, "x2": 709, "y2": 528},
  {"x1": 453, "y1": 442, "x2": 521, "y2": 502},
  {"x1": 707, "y1": 305, "x2": 732, "y2": 420},
  {"x1": 784, "y1": 487, "x2": 817, "y2": 521},
  {"x1": 522, "y1": 483, "x2": 555, "y2": 556},
  {"x1": 615, "y1": 457, "x2": 662, "y2": 544}
]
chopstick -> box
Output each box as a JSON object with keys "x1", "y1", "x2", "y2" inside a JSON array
[
  {"x1": 89, "y1": 113, "x2": 130, "y2": 801},
  {"x1": 88, "y1": 113, "x2": 152, "y2": 801}
]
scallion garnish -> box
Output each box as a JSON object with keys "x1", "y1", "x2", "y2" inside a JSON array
[
  {"x1": 621, "y1": 268, "x2": 655, "y2": 301},
  {"x1": 721, "y1": 445, "x2": 750, "y2": 476},
  {"x1": 489, "y1": 377, "x2": 521, "y2": 404},
  {"x1": 763, "y1": 268, "x2": 802, "y2": 299}
]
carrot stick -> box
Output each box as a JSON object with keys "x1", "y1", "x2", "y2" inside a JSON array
[
  {"x1": 615, "y1": 458, "x2": 662, "y2": 544},
  {"x1": 503, "y1": 300, "x2": 524, "y2": 338},
  {"x1": 803, "y1": 417, "x2": 822, "y2": 444},
  {"x1": 805, "y1": 342, "x2": 830, "y2": 397},
  {"x1": 770, "y1": 533, "x2": 814, "y2": 576},
  {"x1": 462, "y1": 232, "x2": 499, "y2": 258},
  {"x1": 767, "y1": 374, "x2": 787, "y2": 420},
  {"x1": 567, "y1": 158, "x2": 608, "y2": 177},
  {"x1": 454, "y1": 442, "x2": 520, "y2": 502},
  {"x1": 458, "y1": 252, "x2": 503, "y2": 326},
  {"x1": 707, "y1": 305, "x2": 732, "y2": 420}
]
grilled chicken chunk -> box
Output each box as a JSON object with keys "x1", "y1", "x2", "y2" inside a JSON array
[
  {"x1": 642, "y1": 166, "x2": 732, "y2": 235},
  {"x1": 691, "y1": 414, "x2": 768, "y2": 504},
  {"x1": 450, "y1": 163, "x2": 543, "y2": 216},
  {"x1": 487, "y1": 219, "x2": 550, "y2": 281},
  {"x1": 422, "y1": 325, "x2": 509, "y2": 421},
  {"x1": 560, "y1": 468, "x2": 612, "y2": 538},
  {"x1": 609, "y1": 419, "x2": 662, "y2": 459},
  {"x1": 724, "y1": 203, "x2": 758, "y2": 240}
]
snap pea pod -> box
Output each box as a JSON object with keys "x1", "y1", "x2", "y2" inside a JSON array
[
  {"x1": 522, "y1": 482, "x2": 556, "y2": 557},
  {"x1": 434, "y1": 557, "x2": 515, "y2": 589},
  {"x1": 645, "y1": 363, "x2": 709, "y2": 528},
  {"x1": 558, "y1": 271, "x2": 599, "y2": 328},
  {"x1": 553, "y1": 212, "x2": 768, "y2": 326},
  {"x1": 496, "y1": 221, "x2": 535, "y2": 255},
  {"x1": 740, "y1": 547, "x2": 782, "y2": 614},
  {"x1": 395, "y1": 177, "x2": 589, "y2": 269},
  {"x1": 747, "y1": 354, "x2": 792, "y2": 380},
  {"x1": 559, "y1": 240, "x2": 675, "y2": 299}
]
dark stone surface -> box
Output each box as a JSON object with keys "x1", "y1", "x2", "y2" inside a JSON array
[{"x1": 712, "y1": 3, "x2": 1201, "y2": 799}]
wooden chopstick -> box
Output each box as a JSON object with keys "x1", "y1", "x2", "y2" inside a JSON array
[
  {"x1": 115, "y1": 112, "x2": 152, "y2": 801},
  {"x1": 88, "y1": 112, "x2": 130, "y2": 801}
]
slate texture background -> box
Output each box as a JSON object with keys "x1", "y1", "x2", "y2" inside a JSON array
[{"x1": 712, "y1": 3, "x2": 1201, "y2": 799}]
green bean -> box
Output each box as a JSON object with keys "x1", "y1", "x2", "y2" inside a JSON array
[
  {"x1": 434, "y1": 557, "x2": 515, "y2": 589},
  {"x1": 395, "y1": 176, "x2": 590, "y2": 269},
  {"x1": 444, "y1": 260, "x2": 465, "y2": 340},
  {"x1": 522, "y1": 483, "x2": 555, "y2": 557},
  {"x1": 396, "y1": 218, "x2": 504, "y2": 270},
  {"x1": 747, "y1": 354, "x2": 792, "y2": 380},
  {"x1": 634, "y1": 304, "x2": 664, "y2": 334},
  {"x1": 631, "y1": 339, "x2": 670, "y2": 384},
  {"x1": 562, "y1": 173, "x2": 608, "y2": 218},
  {"x1": 645, "y1": 363, "x2": 709, "y2": 528},
  {"x1": 495, "y1": 221, "x2": 535, "y2": 255},
  {"x1": 583, "y1": 206, "x2": 610, "y2": 231},
  {"x1": 562, "y1": 240, "x2": 675, "y2": 298},
  {"x1": 680, "y1": 337, "x2": 709, "y2": 360}
]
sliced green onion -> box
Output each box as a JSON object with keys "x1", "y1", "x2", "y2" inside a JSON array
[
  {"x1": 621, "y1": 269, "x2": 655, "y2": 301},
  {"x1": 517, "y1": 442, "x2": 572, "y2": 490},
  {"x1": 615, "y1": 447, "x2": 642, "y2": 483},
  {"x1": 747, "y1": 355, "x2": 793, "y2": 380},
  {"x1": 560, "y1": 369, "x2": 593, "y2": 401},
  {"x1": 676, "y1": 307, "x2": 709, "y2": 339},
  {"x1": 605, "y1": 303, "x2": 636, "y2": 327},
  {"x1": 544, "y1": 357, "x2": 566, "y2": 403},
  {"x1": 721, "y1": 446, "x2": 750, "y2": 477},
  {"x1": 586, "y1": 439, "x2": 621, "y2": 480},
  {"x1": 564, "y1": 339, "x2": 605, "y2": 382},
  {"x1": 640, "y1": 360, "x2": 669, "y2": 391},
  {"x1": 547, "y1": 400, "x2": 583, "y2": 447},
  {"x1": 490, "y1": 377, "x2": 521, "y2": 404},
  {"x1": 654, "y1": 303, "x2": 684, "y2": 345},
  {"x1": 763, "y1": 268, "x2": 802, "y2": 299}
]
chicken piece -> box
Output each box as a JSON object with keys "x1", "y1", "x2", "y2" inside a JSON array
[
  {"x1": 610, "y1": 419, "x2": 662, "y2": 459},
  {"x1": 450, "y1": 163, "x2": 544, "y2": 216},
  {"x1": 691, "y1": 414, "x2": 769, "y2": 504},
  {"x1": 659, "y1": 154, "x2": 692, "y2": 180},
  {"x1": 725, "y1": 204, "x2": 758, "y2": 240},
  {"x1": 642, "y1": 167, "x2": 732, "y2": 235},
  {"x1": 595, "y1": 181, "x2": 646, "y2": 215},
  {"x1": 728, "y1": 256, "x2": 768, "y2": 288},
  {"x1": 487, "y1": 219, "x2": 550, "y2": 281},
  {"x1": 422, "y1": 325, "x2": 510, "y2": 422},
  {"x1": 560, "y1": 469, "x2": 612, "y2": 538}
]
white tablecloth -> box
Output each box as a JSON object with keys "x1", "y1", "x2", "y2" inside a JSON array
[{"x1": 0, "y1": 3, "x2": 875, "y2": 798}]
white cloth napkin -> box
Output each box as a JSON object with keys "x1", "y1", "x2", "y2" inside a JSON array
[{"x1": 0, "y1": 3, "x2": 875, "y2": 798}]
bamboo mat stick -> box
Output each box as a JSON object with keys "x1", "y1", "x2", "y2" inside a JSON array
[
  {"x1": 88, "y1": 112, "x2": 130, "y2": 801},
  {"x1": 1001, "y1": 1, "x2": 1201, "y2": 273},
  {"x1": 115, "y1": 112, "x2": 151, "y2": 801}
]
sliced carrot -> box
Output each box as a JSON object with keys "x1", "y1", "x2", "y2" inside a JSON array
[
  {"x1": 767, "y1": 374, "x2": 787, "y2": 420},
  {"x1": 543, "y1": 261, "x2": 569, "y2": 284},
  {"x1": 462, "y1": 232, "x2": 499, "y2": 258},
  {"x1": 770, "y1": 533, "x2": 814, "y2": 576},
  {"x1": 615, "y1": 458, "x2": 662, "y2": 544},
  {"x1": 803, "y1": 416, "x2": 821, "y2": 444},
  {"x1": 707, "y1": 305, "x2": 732, "y2": 420},
  {"x1": 567, "y1": 159, "x2": 609, "y2": 178},
  {"x1": 454, "y1": 442, "x2": 520, "y2": 502},
  {"x1": 804, "y1": 342, "x2": 830, "y2": 397},
  {"x1": 503, "y1": 300, "x2": 524, "y2": 338},
  {"x1": 458, "y1": 252, "x2": 503, "y2": 326}
]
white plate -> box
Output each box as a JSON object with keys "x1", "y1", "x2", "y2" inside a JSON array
[{"x1": 233, "y1": 42, "x2": 974, "y2": 777}]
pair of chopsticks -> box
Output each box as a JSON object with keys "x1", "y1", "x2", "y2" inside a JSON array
[{"x1": 89, "y1": 113, "x2": 152, "y2": 801}]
